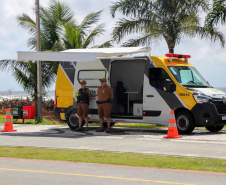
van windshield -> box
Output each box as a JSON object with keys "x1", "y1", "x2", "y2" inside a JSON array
[{"x1": 168, "y1": 66, "x2": 210, "y2": 88}]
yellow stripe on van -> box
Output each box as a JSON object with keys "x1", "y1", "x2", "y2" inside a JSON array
[
  {"x1": 151, "y1": 56, "x2": 196, "y2": 110},
  {"x1": 60, "y1": 113, "x2": 66, "y2": 120},
  {"x1": 55, "y1": 66, "x2": 73, "y2": 108},
  {"x1": 175, "y1": 85, "x2": 196, "y2": 110}
]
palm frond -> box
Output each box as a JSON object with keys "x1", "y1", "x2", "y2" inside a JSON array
[
  {"x1": 121, "y1": 34, "x2": 160, "y2": 47},
  {"x1": 13, "y1": 68, "x2": 33, "y2": 93},
  {"x1": 63, "y1": 24, "x2": 84, "y2": 49},
  {"x1": 110, "y1": 0, "x2": 153, "y2": 18},
  {"x1": 111, "y1": 0, "x2": 220, "y2": 52},
  {"x1": 82, "y1": 24, "x2": 105, "y2": 48},
  {"x1": 113, "y1": 18, "x2": 157, "y2": 42},
  {"x1": 17, "y1": 0, "x2": 76, "y2": 51},
  {"x1": 79, "y1": 11, "x2": 102, "y2": 30},
  {"x1": 42, "y1": 62, "x2": 57, "y2": 89},
  {"x1": 205, "y1": 0, "x2": 226, "y2": 27},
  {"x1": 92, "y1": 40, "x2": 114, "y2": 48},
  {"x1": 48, "y1": 0, "x2": 74, "y2": 23},
  {"x1": 17, "y1": 14, "x2": 36, "y2": 35},
  {"x1": 187, "y1": 26, "x2": 225, "y2": 47},
  {"x1": 0, "y1": 60, "x2": 29, "y2": 72}
]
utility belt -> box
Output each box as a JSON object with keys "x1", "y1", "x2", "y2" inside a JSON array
[
  {"x1": 96, "y1": 99, "x2": 111, "y2": 104},
  {"x1": 78, "y1": 101, "x2": 89, "y2": 104}
]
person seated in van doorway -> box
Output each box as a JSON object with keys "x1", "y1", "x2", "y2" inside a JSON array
[
  {"x1": 75, "y1": 80, "x2": 92, "y2": 131},
  {"x1": 96, "y1": 78, "x2": 114, "y2": 133}
]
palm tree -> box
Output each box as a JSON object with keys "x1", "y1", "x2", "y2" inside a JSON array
[
  {"x1": 5, "y1": 0, "x2": 112, "y2": 118},
  {"x1": 10, "y1": 0, "x2": 112, "y2": 102},
  {"x1": 205, "y1": 0, "x2": 226, "y2": 27},
  {"x1": 18, "y1": 1, "x2": 112, "y2": 51},
  {"x1": 111, "y1": 0, "x2": 225, "y2": 53},
  {"x1": 0, "y1": 60, "x2": 56, "y2": 107},
  {"x1": 16, "y1": 0, "x2": 74, "y2": 99},
  {"x1": 17, "y1": 0, "x2": 74, "y2": 51},
  {"x1": 63, "y1": 11, "x2": 113, "y2": 49}
]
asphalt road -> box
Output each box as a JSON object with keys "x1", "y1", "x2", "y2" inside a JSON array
[
  {"x1": 1, "y1": 124, "x2": 226, "y2": 185},
  {"x1": 0, "y1": 124, "x2": 226, "y2": 159},
  {"x1": 1, "y1": 157, "x2": 226, "y2": 185}
]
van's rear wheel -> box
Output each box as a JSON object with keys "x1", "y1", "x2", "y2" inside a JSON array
[
  {"x1": 66, "y1": 111, "x2": 84, "y2": 130},
  {"x1": 205, "y1": 125, "x2": 224, "y2": 132},
  {"x1": 176, "y1": 111, "x2": 195, "y2": 134}
]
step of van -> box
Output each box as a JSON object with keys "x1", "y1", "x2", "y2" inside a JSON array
[{"x1": 111, "y1": 114, "x2": 143, "y2": 120}]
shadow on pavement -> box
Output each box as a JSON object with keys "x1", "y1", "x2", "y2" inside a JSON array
[
  {"x1": 1, "y1": 124, "x2": 226, "y2": 140},
  {"x1": 0, "y1": 126, "x2": 168, "y2": 138}
]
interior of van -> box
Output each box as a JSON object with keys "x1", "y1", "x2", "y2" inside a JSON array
[{"x1": 110, "y1": 59, "x2": 146, "y2": 119}]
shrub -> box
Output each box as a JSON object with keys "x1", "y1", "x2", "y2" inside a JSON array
[{"x1": 0, "y1": 98, "x2": 54, "y2": 111}]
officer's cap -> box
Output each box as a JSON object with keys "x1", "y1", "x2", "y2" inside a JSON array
[
  {"x1": 80, "y1": 80, "x2": 87, "y2": 84},
  {"x1": 99, "y1": 78, "x2": 107, "y2": 82}
]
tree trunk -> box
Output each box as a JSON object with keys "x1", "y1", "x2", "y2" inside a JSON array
[
  {"x1": 164, "y1": 36, "x2": 175, "y2": 54},
  {"x1": 169, "y1": 48, "x2": 174, "y2": 53},
  {"x1": 32, "y1": 93, "x2": 38, "y2": 120}
]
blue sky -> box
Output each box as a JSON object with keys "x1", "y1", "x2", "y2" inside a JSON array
[{"x1": 0, "y1": 0, "x2": 226, "y2": 91}]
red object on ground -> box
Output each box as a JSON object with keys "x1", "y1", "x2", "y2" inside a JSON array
[
  {"x1": 1, "y1": 108, "x2": 17, "y2": 132},
  {"x1": 22, "y1": 106, "x2": 35, "y2": 119}
]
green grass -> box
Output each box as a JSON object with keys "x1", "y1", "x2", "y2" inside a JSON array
[
  {"x1": 1, "y1": 113, "x2": 226, "y2": 131},
  {"x1": 0, "y1": 116, "x2": 4, "y2": 123},
  {"x1": 0, "y1": 146, "x2": 226, "y2": 173},
  {"x1": 0, "y1": 114, "x2": 66, "y2": 125},
  {"x1": 12, "y1": 118, "x2": 66, "y2": 125}
]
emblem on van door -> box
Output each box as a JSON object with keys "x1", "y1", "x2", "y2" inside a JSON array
[
  {"x1": 90, "y1": 90, "x2": 96, "y2": 98},
  {"x1": 223, "y1": 97, "x2": 226, "y2": 105}
]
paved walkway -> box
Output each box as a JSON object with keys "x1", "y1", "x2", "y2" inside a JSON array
[{"x1": 1, "y1": 124, "x2": 226, "y2": 159}]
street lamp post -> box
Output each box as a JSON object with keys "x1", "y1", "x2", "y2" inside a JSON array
[{"x1": 35, "y1": 0, "x2": 42, "y2": 122}]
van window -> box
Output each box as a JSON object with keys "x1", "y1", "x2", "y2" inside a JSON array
[
  {"x1": 168, "y1": 66, "x2": 210, "y2": 87},
  {"x1": 78, "y1": 70, "x2": 106, "y2": 87},
  {"x1": 149, "y1": 68, "x2": 172, "y2": 90},
  {"x1": 180, "y1": 70, "x2": 193, "y2": 84}
]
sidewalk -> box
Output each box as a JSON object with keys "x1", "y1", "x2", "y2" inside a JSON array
[{"x1": 1, "y1": 124, "x2": 226, "y2": 159}]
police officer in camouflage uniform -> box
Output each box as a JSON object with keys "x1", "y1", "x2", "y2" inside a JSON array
[
  {"x1": 96, "y1": 78, "x2": 114, "y2": 132},
  {"x1": 75, "y1": 80, "x2": 92, "y2": 131}
]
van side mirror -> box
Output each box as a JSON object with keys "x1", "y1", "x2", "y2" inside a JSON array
[{"x1": 164, "y1": 79, "x2": 176, "y2": 93}]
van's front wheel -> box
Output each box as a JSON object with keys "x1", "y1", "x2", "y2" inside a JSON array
[
  {"x1": 66, "y1": 111, "x2": 84, "y2": 130},
  {"x1": 205, "y1": 125, "x2": 224, "y2": 132},
  {"x1": 176, "y1": 111, "x2": 195, "y2": 134}
]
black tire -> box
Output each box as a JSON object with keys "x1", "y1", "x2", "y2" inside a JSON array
[
  {"x1": 205, "y1": 125, "x2": 224, "y2": 132},
  {"x1": 176, "y1": 111, "x2": 195, "y2": 134},
  {"x1": 66, "y1": 111, "x2": 84, "y2": 130},
  {"x1": 103, "y1": 122, "x2": 115, "y2": 128}
]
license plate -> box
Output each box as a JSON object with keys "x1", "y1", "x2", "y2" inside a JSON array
[{"x1": 222, "y1": 115, "x2": 226, "y2": 120}]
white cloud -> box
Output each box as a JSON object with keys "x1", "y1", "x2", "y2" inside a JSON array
[{"x1": 0, "y1": 0, "x2": 226, "y2": 90}]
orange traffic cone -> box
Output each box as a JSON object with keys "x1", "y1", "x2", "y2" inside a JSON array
[
  {"x1": 1, "y1": 108, "x2": 17, "y2": 132},
  {"x1": 163, "y1": 110, "x2": 182, "y2": 139}
]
